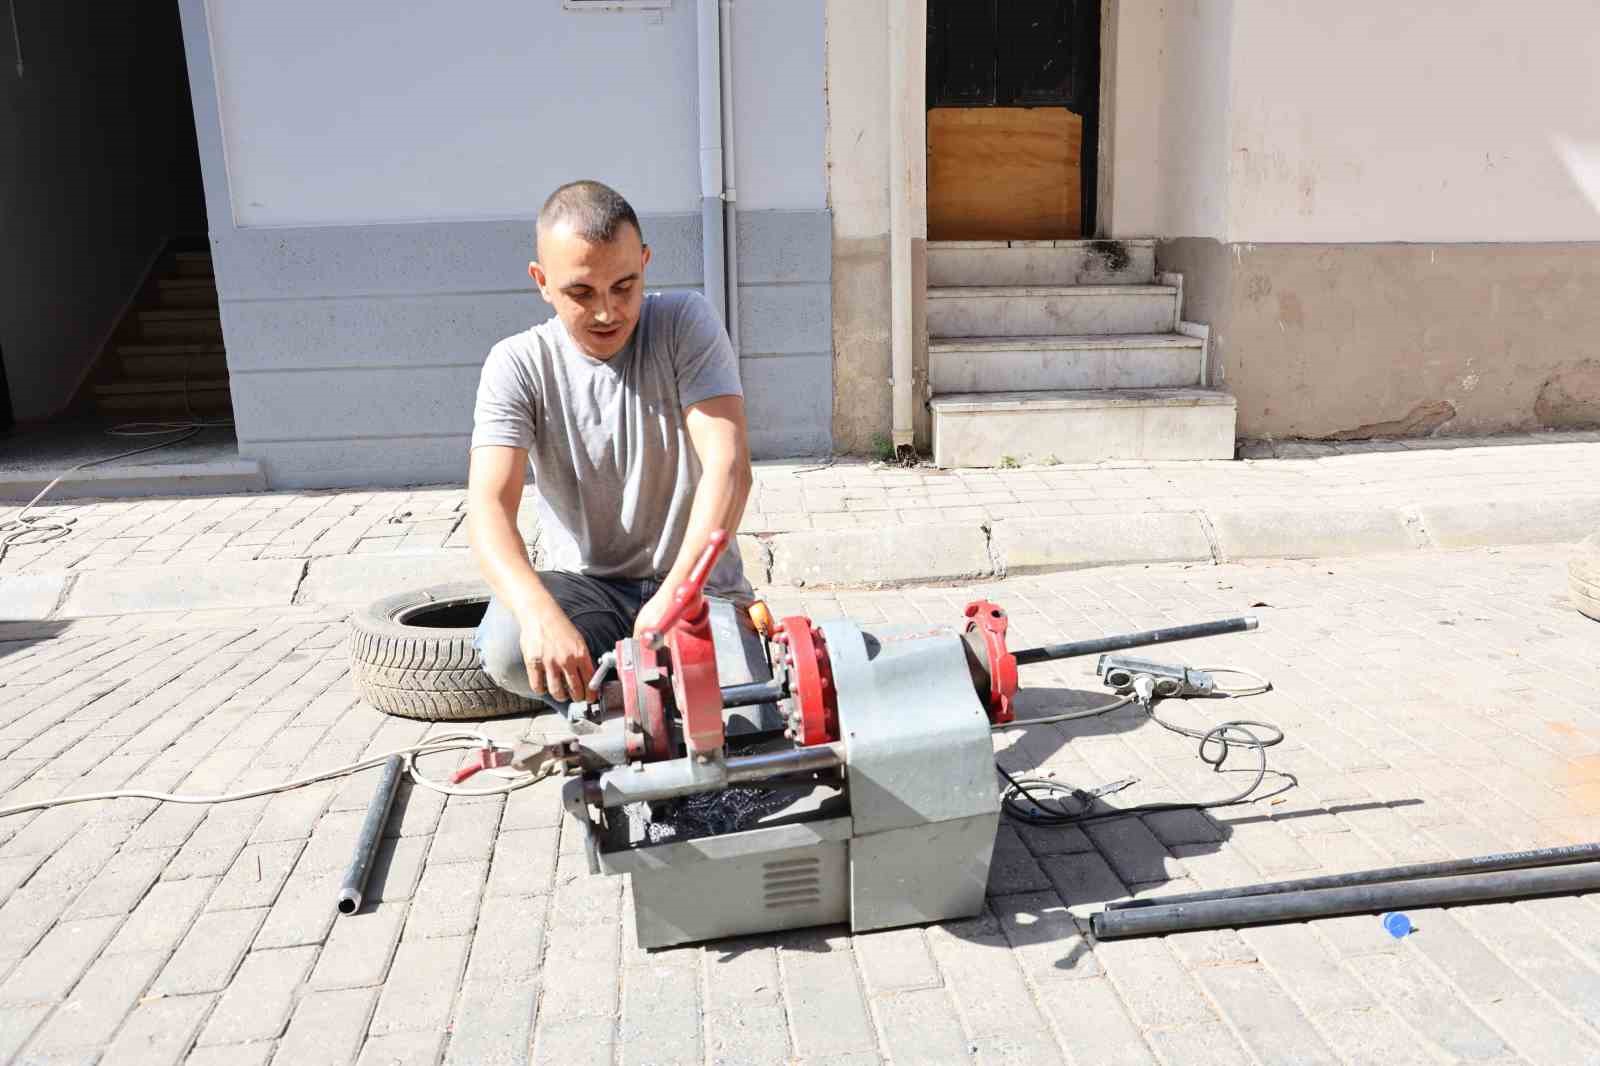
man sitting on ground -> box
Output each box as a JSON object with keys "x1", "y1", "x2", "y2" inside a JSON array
[{"x1": 467, "y1": 180, "x2": 754, "y2": 708}]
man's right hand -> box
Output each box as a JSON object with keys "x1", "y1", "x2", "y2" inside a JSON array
[{"x1": 519, "y1": 606, "x2": 595, "y2": 703}]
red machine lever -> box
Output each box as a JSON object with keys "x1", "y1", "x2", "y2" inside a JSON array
[
  {"x1": 641, "y1": 529, "x2": 728, "y2": 649},
  {"x1": 965, "y1": 600, "x2": 1018, "y2": 725}
]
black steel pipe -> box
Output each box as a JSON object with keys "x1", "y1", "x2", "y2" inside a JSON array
[
  {"x1": 1090, "y1": 860, "x2": 1600, "y2": 940},
  {"x1": 337, "y1": 754, "x2": 404, "y2": 915},
  {"x1": 1013, "y1": 616, "x2": 1259, "y2": 667},
  {"x1": 721, "y1": 678, "x2": 786, "y2": 708},
  {"x1": 1103, "y1": 841, "x2": 1600, "y2": 912}
]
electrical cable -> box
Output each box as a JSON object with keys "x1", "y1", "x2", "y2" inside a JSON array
[
  {"x1": 996, "y1": 667, "x2": 1288, "y2": 826},
  {"x1": 993, "y1": 694, "x2": 1134, "y2": 729},
  {"x1": 0, "y1": 348, "x2": 234, "y2": 566},
  {"x1": 0, "y1": 731, "x2": 542, "y2": 820},
  {"x1": 8, "y1": 0, "x2": 22, "y2": 78}
]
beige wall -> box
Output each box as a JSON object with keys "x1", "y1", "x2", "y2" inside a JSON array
[
  {"x1": 825, "y1": 0, "x2": 895, "y2": 452},
  {"x1": 1111, "y1": 0, "x2": 1600, "y2": 243}
]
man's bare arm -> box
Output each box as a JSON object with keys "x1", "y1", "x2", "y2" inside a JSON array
[
  {"x1": 633, "y1": 395, "x2": 754, "y2": 634},
  {"x1": 466, "y1": 446, "x2": 593, "y2": 700}
]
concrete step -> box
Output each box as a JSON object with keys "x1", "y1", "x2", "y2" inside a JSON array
[
  {"x1": 156, "y1": 277, "x2": 220, "y2": 308},
  {"x1": 93, "y1": 377, "x2": 233, "y2": 417},
  {"x1": 173, "y1": 250, "x2": 215, "y2": 278},
  {"x1": 930, "y1": 387, "x2": 1236, "y2": 467},
  {"x1": 138, "y1": 309, "x2": 223, "y2": 343},
  {"x1": 927, "y1": 285, "x2": 1178, "y2": 339},
  {"x1": 117, "y1": 345, "x2": 228, "y2": 378},
  {"x1": 929, "y1": 332, "x2": 1203, "y2": 393},
  {"x1": 928, "y1": 239, "x2": 1156, "y2": 287}
]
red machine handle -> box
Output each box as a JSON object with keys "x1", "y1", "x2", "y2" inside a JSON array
[{"x1": 642, "y1": 530, "x2": 729, "y2": 649}]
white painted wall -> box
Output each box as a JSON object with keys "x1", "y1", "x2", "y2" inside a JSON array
[
  {"x1": 206, "y1": 0, "x2": 825, "y2": 228},
  {"x1": 823, "y1": 0, "x2": 890, "y2": 239},
  {"x1": 1110, "y1": 0, "x2": 1600, "y2": 243},
  {"x1": 1226, "y1": 0, "x2": 1600, "y2": 243}
]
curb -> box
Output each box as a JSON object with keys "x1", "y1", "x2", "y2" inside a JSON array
[{"x1": 5, "y1": 496, "x2": 1598, "y2": 616}]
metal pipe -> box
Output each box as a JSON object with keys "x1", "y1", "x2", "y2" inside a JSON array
[
  {"x1": 589, "y1": 743, "x2": 846, "y2": 807},
  {"x1": 695, "y1": 0, "x2": 728, "y2": 325},
  {"x1": 721, "y1": 678, "x2": 786, "y2": 708},
  {"x1": 1089, "y1": 861, "x2": 1600, "y2": 940},
  {"x1": 726, "y1": 743, "x2": 845, "y2": 783},
  {"x1": 718, "y1": 0, "x2": 741, "y2": 353},
  {"x1": 1103, "y1": 841, "x2": 1600, "y2": 913},
  {"x1": 337, "y1": 754, "x2": 404, "y2": 915},
  {"x1": 1013, "y1": 616, "x2": 1258, "y2": 667}
]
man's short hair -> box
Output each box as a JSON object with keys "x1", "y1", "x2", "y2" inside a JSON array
[{"x1": 537, "y1": 180, "x2": 643, "y2": 246}]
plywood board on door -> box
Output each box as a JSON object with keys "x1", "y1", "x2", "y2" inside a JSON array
[{"x1": 927, "y1": 107, "x2": 1083, "y2": 241}]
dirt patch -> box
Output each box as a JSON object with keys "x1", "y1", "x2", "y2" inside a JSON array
[
  {"x1": 1534, "y1": 360, "x2": 1600, "y2": 429},
  {"x1": 1325, "y1": 399, "x2": 1457, "y2": 441},
  {"x1": 1087, "y1": 240, "x2": 1131, "y2": 274}
]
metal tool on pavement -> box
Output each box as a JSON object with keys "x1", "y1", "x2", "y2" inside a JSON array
[{"x1": 516, "y1": 527, "x2": 1264, "y2": 949}]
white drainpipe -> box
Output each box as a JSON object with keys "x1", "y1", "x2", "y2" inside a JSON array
[
  {"x1": 887, "y1": 0, "x2": 925, "y2": 450},
  {"x1": 719, "y1": 0, "x2": 741, "y2": 354},
  {"x1": 696, "y1": 0, "x2": 727, "y2": 327}
]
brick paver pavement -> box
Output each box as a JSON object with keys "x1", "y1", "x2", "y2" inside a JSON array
[
  {"x1": 4, "y1": 433, "x2": 1599, "y2": 576},
  {"x1": 2, "y1": 544, "x2": 1599, "y2": 1063}
]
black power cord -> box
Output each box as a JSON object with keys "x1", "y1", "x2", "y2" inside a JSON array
[{"x1": 997, "y1": 691, "x2": 1289, "y2": 827}]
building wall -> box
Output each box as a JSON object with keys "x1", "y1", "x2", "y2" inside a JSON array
[
  {"x1": 0, "y1": 0, "x2": 198, "y2": 422},
  {"x1": 187, "y1": 0, "x2": 831, "y2": 487},
  {"x1": 1115, "y1": 0, "x2": 1600, "y2": 439}
]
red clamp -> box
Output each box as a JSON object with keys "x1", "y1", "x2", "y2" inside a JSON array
[
  {"x1": 647, "y1": 530, "x2": 730, "y2": 758},
  {"x1": 964, "y1": 600, "x2": 1018, "y2": 725},
  {"x1": 774, "y1": 617, "x2": 838, "y2": 746},
  {"x1": 451, "y1": 744, "x2": 513, "y2": 784}
]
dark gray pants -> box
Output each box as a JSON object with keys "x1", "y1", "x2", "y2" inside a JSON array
[{"x1": 474, "y1": 571, "x2": 660, "y2": 710}]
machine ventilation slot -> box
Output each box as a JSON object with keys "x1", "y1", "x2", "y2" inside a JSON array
[{"x1": 763, "y1": 857, "x2": 822, "y2": 909}]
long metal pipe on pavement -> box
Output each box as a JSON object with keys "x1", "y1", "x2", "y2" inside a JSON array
[{"x1": 1013, "y1": 616, "x2": 1258, "y2": 667}]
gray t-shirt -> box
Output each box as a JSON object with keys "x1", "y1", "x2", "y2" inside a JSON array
[{"x1": 471, "y1": 290, "x2": 753, "y2": 601}]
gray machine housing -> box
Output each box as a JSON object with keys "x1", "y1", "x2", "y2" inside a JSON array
[{"x1": 596, "y1": 617, "x2": 1001, "y2": 949}]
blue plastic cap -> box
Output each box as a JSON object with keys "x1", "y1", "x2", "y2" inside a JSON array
[{"x1": 1381, "y1": 912, "x2": 1412, "y2": 939}]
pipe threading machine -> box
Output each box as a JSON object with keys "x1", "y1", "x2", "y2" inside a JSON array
[{"x1": 515, "y1": 530, "x2": 1257, "y2": 948}]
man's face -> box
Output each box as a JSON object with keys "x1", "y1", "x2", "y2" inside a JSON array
[{"x1": 530, "y1": 222, "x2": 652, "y2": 360}]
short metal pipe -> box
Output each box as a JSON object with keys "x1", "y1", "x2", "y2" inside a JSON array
[
  {"x1": 721, "y1": 678, "x2": 786, "y2": 709},
  {"x1": 337, "y1": 754, "x2": 404, "y2": 915},
  {"x1": 726, "y1": 743, "x2": 846, "y2": 784},
  {"x1": 1090, "y1": 861, "x2": 1600, "y2": 940},
  {"x1": 590, "y1": 743, "x2": 846, "y2": 808},
  {"x1": 1014, "y1": 616, "x2": 1258, "y2": 667},
  {"x1": 1103, "y1": 841, "x2": 1600, "y2": 913}
]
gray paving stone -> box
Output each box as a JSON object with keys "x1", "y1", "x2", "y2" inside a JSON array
[
  {"x1": 308, "y1": 902, "x2": 406, "y2": 990},
  {"x1": 205, "y1": 841, "x2": 303, "y2": 912},
  {"x1": 1, "y1": 1004, "x2": 55, "y2": 1061},
  {"x1": 369, "y1": 935, "x2": 469, "y2": 1035},
  {"x1": 1239, "y1": 923, "x2": 1373, "y2": 1015},
  {"x1": 1033, "y1": 976, "x2": 1154, "y2": 1066},
  {"x1": 618, "y1": 959, "x2": 702, "y2": 1066},
  {"x1": 21, "y1": 950, "x2": 166, "y2": 1052},
  {"x1": 1163, "y1": 927, "x2": 1258, "y2": 969},
  {"x1": 405, "y1": 860, "x2": 488, "y2": 939},
  {"x1": 1472, "y1": 993, "x2": 1600, "y2": 1065},
  {"x1": 464, "y1": 895, "x2": 545, "y2": 985},
  {"x1": 61, "y1": 560, "x2": 304, "y2": 617},
  {"x1": 705, "y1": 1004, "x2": 792, "y2": 1066},
  {"x1": 0, "y1": 915, "x2": 121, "y2": 1005},
  {"x1": 927, "y1": 925, "x2": 1051, "y2": 1042},
  {"x1": 1038, "y1": 852, "x2": 1129, "y2": 914},
  {"x1": 1143, "y1": 1022, "x2": 1253, "y2": 1066},
  {"x1": 251, "y1": 861, "x2": 341, "y2": 950},
  {"x1": 853, "y1": 927, "x2": 942, "y2": 994},
  {"x1": 151, "y1": 907, "x2": 267, "y2": 996},
  {"x1": 537, "y1": 922, "x2": 620, "y2": 1024},
  {"x1": 871, "y1": 987, "x2": 969, "y2": 1065},
  {"x1": 272, "y1": 987, "x2": 377, "y2": 1066},
  {"x1": 1315, "y1": 1007, "x2": 1450, "y2": 1066},
  {"x1": 196, "y1": 946, "x2": 319, "y2": 1046},
  {"x1": 105, "y1": 878, "x2": 216, "y2": 956},
  {"x1": 184, "y1": 1042, "x2": 275, "y2": 1066},
  {"x1": 779, "y1": 944, "x2": 877, "y2": 1059},
  {"x1": 1458, "y1": 901, "x2": 1600, "y2": 1031},
  {"x1": 1344, "y1": 951, "x2": 1511, "y2": 1061},
  {"x1": 100, "y1": 992, "x2": 213, "y2": 1066},
  {"x1": 357, "y1": 1031, "x2": 447, "y2": 1066},
  {"x1": 442, "y1": 976, "x2": 537, "y2": 1066},
  {"x1": 1194, "y1": 963, "x2": 1340, "y2": 1065},
  {"x1": 532, "y1": 1016, "x2": 613, "y2": 1066},
  {"x1": 992, "y1": 892, "x2": 1099, "y2": 984},
  {"x1": 1091, "y1": 937, "x2": 1217, "y2": 1030},
  {"x1": 702, "y1": 938, "x2": 782, "y2": 1013},
  {"x1": 1084, "y1": 818, "x2": 1182, "y2": 887},
  {"x1": 1399, "y1": 907, "x2": 1532, "y2": 1003},
  {"x1": 485, "y1": 828, "x2": 559, "y2": 898},
  {"x1": 62, "y1": 847, "x2": 177, "y2": 920},
  {"x1": 426, "y1": 802, "x2": 501, "y2": 865}
]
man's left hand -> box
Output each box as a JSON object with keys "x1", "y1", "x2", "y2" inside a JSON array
[{"x1": 633, "y1": 586, "x2": 677, "y2": 640}]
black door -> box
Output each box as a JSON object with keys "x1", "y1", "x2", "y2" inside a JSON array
[{"x1": 927, "y1": 0, "x2": 1100, "y2": 239}]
